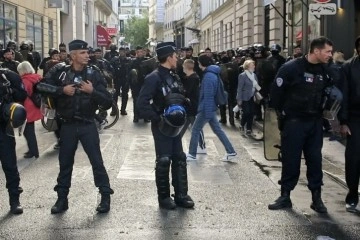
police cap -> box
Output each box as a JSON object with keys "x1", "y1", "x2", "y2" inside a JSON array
[
  {"x1": 156, "y1": 42, "x2": 176, "y2": 58},
  {"x1": 68, "y1": 40, "x2": 88, "y2": 51}
]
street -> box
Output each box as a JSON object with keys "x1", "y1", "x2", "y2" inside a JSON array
[{"x1": 0, "y1": 98, "x2": 359, "y2": 240}]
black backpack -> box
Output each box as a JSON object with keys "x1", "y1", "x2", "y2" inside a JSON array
[{"x1": 28, "y1": 81, "x2": 42, "y2": 108}]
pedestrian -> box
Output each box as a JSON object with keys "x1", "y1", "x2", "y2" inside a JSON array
[
  {"x1": 137, "y1": 42, "x2": 194, "y2": 210},
  {"x1": 17, "y1": 61, "x2": 42, "y2": 159},
  {"x1": 0, "y1": 68, "x2": 27, "y2": 214},
  {"x1": 178, "y1": 59, "x2": 206, "y2": 154},
  {"x1": 43, "y1": 39, "x2": 114, "y2": 214},
  {"x1": 186, "y1": 54, "x2": 237, "y2": 162},
  {"x1": 339, "y1": 36, "x2": 360, "y2": 213},
  {"x1": 236, "y1": 59, "x2": 259, "y2": 136},
  {"x1": 268, "y1": 37, "x2": 334, "y2": 213}
]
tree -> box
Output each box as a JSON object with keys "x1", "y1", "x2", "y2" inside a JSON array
[{"x1": 124, "y1": 15, "x2": 149, "y2": 48}]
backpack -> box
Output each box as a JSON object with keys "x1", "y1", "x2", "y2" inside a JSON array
[
  {"x1": 215, "y1": 74, "x2": 228, "y2": 105},
  {"x1": 28, "y1": 81, "x2": 42, "y2": 108}
]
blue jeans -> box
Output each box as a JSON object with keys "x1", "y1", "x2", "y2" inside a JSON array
[{"x1": 188, "y1": 111, "x2": 235, "y2": 156}]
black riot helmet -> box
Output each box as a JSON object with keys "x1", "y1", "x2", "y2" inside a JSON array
[
  {"x1": 48, "y1": 47, "x2": 57, "y2": 55},
  {"x1": 270, "y1": 44, "x2": 282, "y2": 54},
  {"x1": 2, "y1": 102, "x2": 27, "y2": 128},
  {"x1": 158, "y1": 104, "x2": 186, "y2": 137},
  {"x1": 109, "y1": 44, "x2": 117, "y2": 51},
  {"x1": 20, "y1": 42, "x2": 29, "y2": 51}
]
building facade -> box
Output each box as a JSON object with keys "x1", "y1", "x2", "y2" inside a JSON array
[
  {"x1": 148, "y1": 0, "x2": 165, "y2": 46},
  {"x1": 0, "y1": 0, "x2": 59, "y2": 57}
]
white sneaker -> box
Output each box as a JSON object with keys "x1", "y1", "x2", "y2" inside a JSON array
[
  {"x1": 222, "y1": 152, "x2": 238, "y2": 162},
  {"x1": 186, "y1": 154, "x2": 197, "y2": 161},
  {"x1": 197, "y1": 146, "x2": 207, "y2": 154}
]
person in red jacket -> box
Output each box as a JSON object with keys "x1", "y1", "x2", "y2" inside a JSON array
[{"x1": 17, "y1": 61, "x2": 43, "y2": 158}]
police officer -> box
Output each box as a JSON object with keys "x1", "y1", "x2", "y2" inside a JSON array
[
  {"x1": 104, "y1": 43, "x2": 119, "y2": 62},
  {"x1": 1, "y1": 48, "x2": 20, "y2": 74},
  {"x1": 88, "y1": 47, "x2": 113, "y2": 87},
  {"x1": 0, "y1": 68, "x2": 27, "y2": 214},
  {"x1": 110, "y1": 47, "x2": 131, "y2": 115},
  {"x1": 137, "y1": 42, "x2": 194, "y2": 210},
  {"x1": 6, "y1": 41, "x2": 23, "y2": 62},
  {"x1": 44, "y1": 40, "x2": 114, "y2": 214},
  {"x1": 268, "y1": 37, "x2": 334, "y2": 213},
  {"x1": 130, "y1": 46, "x2": 149, "y2": 123}
]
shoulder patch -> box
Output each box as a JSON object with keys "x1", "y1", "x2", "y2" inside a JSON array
[{"x1": 276, "y1": 77, "x2": 283, "y2": 87}]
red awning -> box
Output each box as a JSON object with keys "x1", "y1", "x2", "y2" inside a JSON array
[{"x1": 97, "y1": 25, "x2": 111, "y2": 47}]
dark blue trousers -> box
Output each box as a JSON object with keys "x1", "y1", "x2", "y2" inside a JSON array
[
  {"x1": 54, "y1": 121, "x2": 112, "y2": 195},
  {"x1": 280, "y1": 118, "x2": 323, "y2": 192}
]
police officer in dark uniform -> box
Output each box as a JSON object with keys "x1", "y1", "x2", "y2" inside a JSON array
[
  {"x1": 1, "y1": 48, "x2": 20, "y2": 73},
  {"x1": 44, "y1": 40, "x2": 114, "y2": 214},
  {"x1": 110, "y1": 47, "x2": 131, "y2": 115},
  {"x1": 6, "y1": 41, "x2": 23, "y2": 63},
  {"x1": 130, "y1": 46, "x2": 149, "y2": 123},
  {"x1": 0, "y1": 69, "x2": 27, "y2": 214},
  {"x1": 268, "y1": 37, "x2": 334, "y2": 213},
  {"x1": 88, "y1": 47, "x2": 114, "y2": 87},
  {"x1": 104, "y1": 43, "x2": 118, "y2": 62},
  {"x1": 137, "y1": 42, "x2": 194, "y2": 210}
]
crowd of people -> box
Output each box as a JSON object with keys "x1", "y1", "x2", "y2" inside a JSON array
[{"x1": 0, "y1": 35, "x2": 359, "y2": 217}]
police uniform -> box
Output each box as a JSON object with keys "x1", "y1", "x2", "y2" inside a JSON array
[
  {"x1": 130, "y1": 48, "x2": 149, "y2": 122},
  {"x1": 268, "y1": 55, "x2": 332, "y2": 213},
  {"x1": 44, "y1": 40, "x2": 114, "y2": 214},
  {"x1": 0, "y1": 69, "x2": 27, "y2": 214},
  {"x1": 110, "y1": 48, "x2": 131, "y2": 115},
  {"x1": 137, "y1": 42, "x2": 194, "y2": 210},
  {"x1": 1, "y1": 48, "x2": 20, "y2": 74}
]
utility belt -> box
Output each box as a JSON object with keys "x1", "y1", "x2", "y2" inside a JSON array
[{"x1": 60, "y1": 115, "x2": 94, "y2": 124}]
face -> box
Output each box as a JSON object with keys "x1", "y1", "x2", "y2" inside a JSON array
[
  {"x1": 136, "y1": 49, "x2": 144, "y2": 58},
  {"x1": 205, "y1": 50, "x2": 212, "y2": 58},
  {"x1": 60, "y1": 52, "x2": 67, "y2": 60},
  {"x1": 52, "y1": 54, "x2": 60, "y2": 61},
  {"x1": 168, "y1": 52, "x2": 178, "y2": 69},
  {"x1": 247, "y1": 62, "x2": 255, "y2": 72},
  {"x1": 95, "y1": 51, "x2": 102, "y2": 59},
  {"x1": 314, "y1": 44, "x2": 333, "y2": 63},
  {"x1": 4, "y1": 51, "x2": 13, "y2": 60},
  {"x1": 119, "y1": 50, "x2": 126, "y2": 57},
  {"x1": 186, "y1": 50, "x2": 193, "y2": 58},
  {"x1": 71, "y1": 50, "x2": 89, "y2": 66},
  {"x1": 294, "y1": 47, "x2": 302, "y2": 54}
]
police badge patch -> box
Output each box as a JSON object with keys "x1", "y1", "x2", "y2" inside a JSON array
[{"x1": 276, "y1": 78, "x2": 283, "y2": 87}]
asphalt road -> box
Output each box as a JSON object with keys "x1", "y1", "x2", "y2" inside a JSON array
[{"x1": 0, "y1": 100, "x2": 359, "y2": 240}]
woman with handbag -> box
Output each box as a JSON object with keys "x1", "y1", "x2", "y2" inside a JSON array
[
  {"x1": 236, "y1": 59, "x2": 262, "y2": 135},
  {"x1": 17, "y1": 61, "x2": 43, "y2": 158}
]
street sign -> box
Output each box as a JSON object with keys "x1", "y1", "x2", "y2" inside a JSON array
[
  {"x1": 309, "y1": 3, "x2": 337, "y2": 15},
  {"x1": 263, "y1": 0, "x2": 276, "y2": 6}
]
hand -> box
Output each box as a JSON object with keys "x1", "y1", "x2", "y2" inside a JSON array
[
  {"x1": 340, "y1": 125, "x2": 351, "y2": 137},
  {"x1": 79, "y1": 80, "x2": 93, "y2": 94},
  {"x1": 63, "y1": 84, "x2": 76, "y2": 96}
]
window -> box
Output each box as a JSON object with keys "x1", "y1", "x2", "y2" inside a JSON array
[
  {"x1": 26, "y1": 12, "x2": 43, "y2": 57},
  {"x1": 0, "y1": 3, "x2": 17, "y2": 48},
  {"x1": 48, "y1": 20, "x2": 54, "y2": 49}
]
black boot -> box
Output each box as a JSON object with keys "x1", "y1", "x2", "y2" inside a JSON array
[
  {"x1": 110, "y1": 106, "x2": 118, "y2": 116},
  {"x1": 96, "y1": 194, "x2": 111, "y2": 213},
  {"x1": 268, "y1": 189, "x2": 292, "y2": 210},
  {"x1": 9, "y1": 194, "x2": 23, "y2": 214},
  {"x1": 51, "y1": 191, "x2": 68, "y2": 214},
  {"x1": 172, "y1": 154, "x2": 194, "y2": 209},
  {"x1": 310, "y1": 189, "x2": 327, "y2": 213},
  {"x1": 156, "y1": 156, "x2": 176, "y2": 210}
]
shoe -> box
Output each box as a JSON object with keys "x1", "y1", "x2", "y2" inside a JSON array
[
  {"x1": 98, "y1": 120, "x2": 107, "y2": 131},
  {"x1": 51, "y1": 198, "x2": 69, "y2": 214},
  {"x1": 54, "y1": 142, "x2": 60, "y2": 150},
  {"x1": 120, "y1": 110, "x2": 127, "y2": 116},
  {"x1": 222, "y1": 152, "x2": 237, "y2": 162},
  {"x1": 24, "y1": 153, "x2": 39, "y2": 159},
  {"x1": 9, "y1": 194, "x2": 23, "y2": 215},
  {"x1": 110, "y1": 109, "x2": 118, "y2": 116},
  {"x1": 310, "y1": 189, "x2": 327, "y2": 213},
  {"x1": 229, "y1": 119, "x2": 235, "y2": 126},
  {"x1": 246, "y1": 130, "x2": 252, "y2": 135},
  {"x1": 346, "y1": 203, "x2": 359, "y2": 213},
  {"x1": 144, "y1": 119, "x2": 151, "y2": 123},
  {"x1": 219, "y1": 119, "x2": 227, "y2": 124},
  {"x1": 197, "y1": 147, "x2": 207, "y2": 155},
  {"x1": 158, "y1": 197, "x2": 176, "y2": 210},
  {"x1": 133, "y1": 117, "x2": 139, "y2": 123},
  {"x1": 268, "y1": 195, "x2": 292, "y2": 210},
  {"x1": 239, "y1": 126, "x2": 245, "y2": 133},
  {"x1": 186, "y1": 154, "x2": 197, "y2": 161},
  {"x1": 96, "y1": 194, "x2": 110, "y2": 213},
  {"x1": 174, "y1": 195, "x2": 194, "y2": 208}
]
